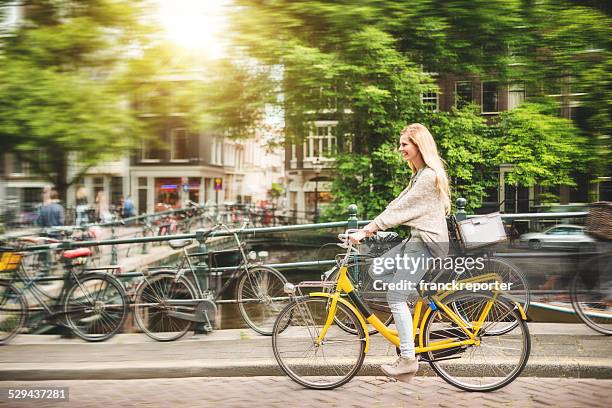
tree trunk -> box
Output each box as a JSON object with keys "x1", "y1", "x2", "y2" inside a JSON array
[{"x1": 52, "y1": 152, "x2": 69, "y2": 204}]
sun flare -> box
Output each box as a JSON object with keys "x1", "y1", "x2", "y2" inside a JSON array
[{"x1": 157, "y1": 0, "x2": 229, "y2": 58}]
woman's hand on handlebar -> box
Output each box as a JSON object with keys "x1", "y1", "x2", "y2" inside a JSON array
[{"x1": 348, "y1": 229, "x2": 367, "y2": 244}]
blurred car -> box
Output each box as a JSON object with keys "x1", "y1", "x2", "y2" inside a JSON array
[{"x1": 520, "y1": 225, "x2": 596, "y2": 250}]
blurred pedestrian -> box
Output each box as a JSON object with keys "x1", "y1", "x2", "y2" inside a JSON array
[
  {"x1": 122, "y1": 196, "x2": 135, "y2": 219},
  {"x1": 96, "y1": 190, "x2": 112, "y2": 223},
  {"x1": 38, "y1": 190, "x2": 65, "y2": 228},
  {"x1": 75, "y1": 187, "x2": 89, "y2": 226}
]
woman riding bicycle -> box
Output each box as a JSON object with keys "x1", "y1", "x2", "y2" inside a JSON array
[{"x1": 348, "y1": 123, "x2": 451, "y2": 382}]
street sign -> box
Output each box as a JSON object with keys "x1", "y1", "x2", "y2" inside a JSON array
[
  {"x1": 182, "y1": 184, "x2": 190, "y2": 193},
  {"x1": 214, "y1": 178, "x2": 223, "y2": 191}
]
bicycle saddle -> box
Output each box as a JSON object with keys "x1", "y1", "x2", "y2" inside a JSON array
[
  {"x1": 168, "y1": 239, "x2": 193, "y2": 249},
  {"x1": 63, "y1": 247, "x2": 92, "y2": 259}
]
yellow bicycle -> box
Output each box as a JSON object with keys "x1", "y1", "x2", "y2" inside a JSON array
[{"x1": 272, "y1": 230, "x2": 531, "y2": 392}]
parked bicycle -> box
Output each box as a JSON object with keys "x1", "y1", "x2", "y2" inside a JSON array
[
  {"x1": 132, "y1": 223, "x2": 290, "y2": 341},
  {"x1": 272, "y1": 229, "x2": 531, "y2": 391},
  {"x1": 0, "y1": 243, "x2": 129, "y2": 344}
]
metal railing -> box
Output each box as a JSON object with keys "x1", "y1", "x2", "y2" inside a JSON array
[{"x1": 9, "y1": 198, "x2": 595, "y2": 281}]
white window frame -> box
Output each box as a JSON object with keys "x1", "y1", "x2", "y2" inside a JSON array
[
  {"x1": 508, "y1": 82, "x2": 526, "y2": 110},
  {"x1": 170, "y1": 127, "x2": 189, "y2": 162},
  {"x1": 421, "y1": 91, "x2": 439, "y2": 112},
  {"x1": 141, "y1": 140, "x2": 161, "y2": 163},
  {"x1": 455, "y1": 81, "x2": 473, "y2": 108},
  {"x1": 304, "y1": 121, "x2": 337, "y2": 160},
  {"x1": 481, "y1": 81, "x2": 500, "y2": 114}
]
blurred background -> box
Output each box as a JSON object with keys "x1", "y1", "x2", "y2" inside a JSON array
[{"x1": 0, "y1": 0, "x2": 610, "y2": 229}]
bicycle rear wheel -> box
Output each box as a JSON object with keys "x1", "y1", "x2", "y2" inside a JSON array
[
  {"x1": 571, "y1": 255, "x2": 612, "y2": 335},
  {"x1": 422, "y1": 291, "x2": 530, "y2": 392},
  {"x1": 272, "y1": 296, "x2": 366, "y2": 390},
  {"x1": 64, "y1": 273, "x2": 128, "y2": 342},
  {"x1": 0, "y1": 281, "x2": 27, "y2": 345},
  {"x1": 133, "y1": 272, "x2": 198, "y2": 341},
  {"x1": 237, "y1": 265, "x2": 289, "y2": 335}
]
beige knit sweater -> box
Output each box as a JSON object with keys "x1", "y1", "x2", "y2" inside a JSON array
[{"x1": 371, "y1": 167, "x2": 449, "y2": 257}]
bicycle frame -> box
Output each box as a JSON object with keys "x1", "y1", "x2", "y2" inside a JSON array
[
  {"x1": 152, "y1": 224, "x2": 287, "y2": 306},
  {"x1": 6, "y1": 255, "x2": 108, "y2": 321},
  {"x1": 308, "y1": 240, "x2": 528, "y2": 357}
]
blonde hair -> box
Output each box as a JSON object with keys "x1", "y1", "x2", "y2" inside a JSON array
[
  {"x1": 401, "y1": 123, "x2": 451, "y2": 214},
  {"x1": 76, "y1": 187, "x2": 87, "y2": 200}
]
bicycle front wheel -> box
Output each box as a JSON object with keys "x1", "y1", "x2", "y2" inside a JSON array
[
  {"x1": 237, "y1": 265, "x2": 289, "y2": 335},
  {"x1": 64, "y1": 273, "x2": 128, "y2": 342},
  {"x1": 451, "y1": 257, "x2": 530, "y2": 335},
  {"x1": 133, "y1": 272, "x2": 198, "y2": 341},
  {"x1": 272, "y1": 296, "x2": 366, "y2": 389},
  {"x1": 422, "y1": 291, "x2": 530, "y2": 392},
  {"x1": 0, "y1": 281, "x2": 27, "y2": 345}
]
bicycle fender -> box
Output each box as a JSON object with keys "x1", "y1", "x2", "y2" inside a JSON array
[
  {"x1": 418, "y1": 307, "x2": 434, "y2": 349},
  {"x1": 515, "y1": 302, "x2": 528, "y2": 321},
  {"x1": 309, "y1": 292, "x2": 370, "y2": 353}
]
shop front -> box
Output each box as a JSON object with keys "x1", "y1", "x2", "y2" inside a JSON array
[{"x1": 154, "y1": 177, "x2": 202, "y2": 210}]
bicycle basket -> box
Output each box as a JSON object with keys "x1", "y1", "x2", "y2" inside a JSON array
[
  {"x1": 0, "y1": 251, "x2": 22, "y2": 272},
  {"x1": 453, "y1": 212, "x2": 507, "y2": 250},
  {"x1": 208, "y1": 244, "x2": 245, "y2": 268},
  {"x1": 585, "y1": 201, "x2": 612, "y2": 241}
]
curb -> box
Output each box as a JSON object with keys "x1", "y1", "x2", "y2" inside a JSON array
[{"x1": 2, "y1": 358, "x2": 611, "y2": 381}]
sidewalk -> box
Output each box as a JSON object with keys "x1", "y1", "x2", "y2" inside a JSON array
[{"x1": 0, "y1": 324, "x2": 610, "y2": 381}]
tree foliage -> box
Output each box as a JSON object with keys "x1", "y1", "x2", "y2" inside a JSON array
[
  {"x1": 0, "y1": 0, "x2": 151, "y2": 199},
  {"x1": 230, "y1": 0, "x2": 606, "y2": 217}
]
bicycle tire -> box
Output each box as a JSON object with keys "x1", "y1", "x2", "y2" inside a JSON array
[
  {"x1": 272, "y1": 296, "x2": 366, "y2": 389},
  {"x1": 133, "y1": 271, "x2": 199, "y2": 341},
  {"x1": 422, "y1": 291, "x2": 531, "y2": 392},
  {"x1": 570, "y1": 255, "x2": 612, "y2": 335},
  {"x1": 64, "y1": 273, "x2": 129, "y2": 342},
  {"x1": 450, "y1": 257, "x2": 530, "y2": 335},
  {"x1": 0, "y1": 281, "x2": 27, "y2": 345},
  {"x1": 237, "y1": 265, "x2": 289, "y2": 335}
]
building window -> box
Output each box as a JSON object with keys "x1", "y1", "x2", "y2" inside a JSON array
[
  {"x1": 93, "y1": 177, "x2": 104, "y2": 199},
  {"x1": 481, "y1": 81, "x2": 499, "y2": 113},
  {"x1": 23, "y1": 188, "x2": 43, "y2": 211},
  {"x1": 137, "y1": 177, "x2": 148, "y2": 215},
  {"x1": 141, "y1": 140, "x2": 162, "y2": 162},
  {"x1": 224, "y1": 143, "x2": 235, "y2": 167},
  {"x1": 187, "y1": 177, "x2": 201, "y2": 203},
  {"x1": 421, "y1": 91, "x2": 439, "y2": 112},
  {"x1": 155, "y1": 178, "x2": 181, "y2": 209},
  {"x1": 305, "y1": 122, "x2": 337, "y2": 159},
  {"x1": 508, "y1": 82, "x2": 526, "y2": 110},
  {"x1": 110, "y1": 177, "x2": 123, "y2": 207},
  {"x1": 455, "y1": 81, "x2": 473, "y2": 108},
  {"x1": 9, "y1": 154, "x2": 25, "y2": 176},
  {"x1": 211, "y1": 137, "x2": 223, "y2": 165},
  {"x1": 170, "y1": 128, "x2": 188, "y2": 161}
]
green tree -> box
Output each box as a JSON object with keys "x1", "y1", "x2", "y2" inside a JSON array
[
  {"x1": 494, "y1": 102, "x2": 589, "y2": 190},
  {"x1": 0, "y1": 0, "x2": 151, "y2": 200}
]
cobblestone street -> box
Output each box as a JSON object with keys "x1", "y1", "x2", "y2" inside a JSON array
[{"x1": 1, "y1": 376, "x2": 611, "y2": 408}]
